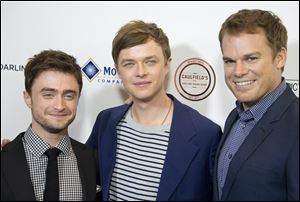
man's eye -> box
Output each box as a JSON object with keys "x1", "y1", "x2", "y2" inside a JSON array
[
  {"x1": 43, "y1": 93, "x2": 54, "y2": 98},
  {"x1": 247, "y1": 57, "x2": 258, "y2": 62},
  {"x1": 146, "y1": 60, "x2": 157, "y2": 65},
  {"x1": 64, "y1": 94, "x2": 75, "y2": 100},
  {"x1": 224, "y1": 59, "x2": 235, "y2": 64},
  {"x1": 124, "y1": 63, "x2": 134, "y2": 68}
]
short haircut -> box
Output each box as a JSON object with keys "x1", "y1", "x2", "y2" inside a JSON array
[
  {"x1": 24, "y1": 50, "x2": 82, "y2": 95},
  {"x1": 112, "y1": 20, "x2": 171, "y2": 67}
]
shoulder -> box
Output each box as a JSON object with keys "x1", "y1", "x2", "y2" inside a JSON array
[
  {"x1": 172, "y1": 96, "x2": 222, "y2": 134},
  {"x1": 70, "y1": 137, "x2": 95, "y2": 152},
  {"x1": 95, "y1": 104, "x2": 129, "y2": 121},
  {"x1": 1, "y1": 132, "x2": 25, "y2": 152},
  {"x1": 176, "y1": 98, "x2": 219, "y2": 125},
  {"x1": 171, "y1": 97, "x2": 222, "y2": 149}
]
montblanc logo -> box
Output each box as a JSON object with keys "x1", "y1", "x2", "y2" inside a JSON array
[{"x1": 81, "y1": 59, "x2": 101, "y2": 81}]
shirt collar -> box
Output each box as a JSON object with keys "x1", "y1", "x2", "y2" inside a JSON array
[
  {"x1": 23, "y1": 125, "x2": 72, "y2": 158},
  {"x1": 236, "y1": 79, "x2": 287, "y2": 123}
]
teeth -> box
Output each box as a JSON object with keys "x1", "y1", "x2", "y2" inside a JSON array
[{"x1": 235, "y1": 81, "x2": 253, "y2": 86}]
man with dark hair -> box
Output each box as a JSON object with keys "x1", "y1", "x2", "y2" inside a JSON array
[
  {"x1": 1, "y1": 50, "x2": 99, "y2": 201},
  {"x1": 214, "y1": 9, "x2": 299, "y2": 201}
]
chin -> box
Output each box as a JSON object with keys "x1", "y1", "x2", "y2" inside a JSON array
[
  {"x1": 135, "y1": 95, "x2": 153, "y2": 102},
  {"x1": 43, "y1": 122, "x2": 71, "y2": 134},
  {"x1": 44, "y1": 127, "x2": 66, "y2": 134}
]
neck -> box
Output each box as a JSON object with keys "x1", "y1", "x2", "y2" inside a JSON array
[
  {"x1": 131, "y1": 94, "x2": 173, "y2": 126},
  {"x1": 31, "y1": 123, "x2": 67, "y2": 146}
]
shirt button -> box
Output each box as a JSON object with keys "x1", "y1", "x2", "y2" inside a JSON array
[{"x1": 228, "y1": 153, "x2": 232, "y2": 159}]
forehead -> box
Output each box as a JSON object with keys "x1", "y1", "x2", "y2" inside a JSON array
[
  {"x1": 118, "y1": 40, "x2": 164, "y2": 60},
  {"x1": 32, "y1": 70, "x2": 79, "y2": 91},
  {"x1": 222, "y1": 31, "x2": 270, "y2": 53}
]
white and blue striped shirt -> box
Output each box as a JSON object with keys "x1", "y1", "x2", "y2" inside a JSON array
[{"x1": 109, "y1": 111, "x2": 171, "y2": 201}]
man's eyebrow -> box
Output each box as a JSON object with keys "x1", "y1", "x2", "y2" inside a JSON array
[
  {"x1": 40, "y1": 88, "x2": 77, "y2": 95},
  {"x1": 63, "y1": 90, "x2": 77, "y2": 95},
  {"x1": 120, "y1": 59, "x2": 135, "y2": 63},
  {"x1": 40, "y1": 88, "x2": 56, "y2": 92},
  {"x1": 144, "y1": 55, "x2": 157, "y2": 60},
  {"x1": 222, "y1": 56, "x2": 233, "y2": 61}
]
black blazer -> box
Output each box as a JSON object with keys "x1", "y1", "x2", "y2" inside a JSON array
[
  {"x1": 1, "y1": 132, "x2": 99, "y2": 201},
  {"x1": 213, "y1": 85, "x2": 299, "y2": 201}
]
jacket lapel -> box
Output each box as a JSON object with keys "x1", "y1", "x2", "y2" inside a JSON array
[
  {"x1": 221, "y1": 119, "x2": 271, "y2": 200},
  {"x1": 71, "y1": 139, "x2": 96, "y2": 201},
  {"x1": 213, "y1": 110, "x2": 238, "y2": 200},
  {"x1": 101, "y1": 105, "x2": 130, "y2": 200},
  {"x1": 3, "y1": 133, "x2": 36, "y2": 201},
  {"x1": 157, "y1": 98, "x2": 200, "y2": 200},
  {"x1": 221, "y1": 86, "x2": 296, "y2": 200}
]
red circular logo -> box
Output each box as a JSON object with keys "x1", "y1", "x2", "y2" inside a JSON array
[{"x1": 174, "y1": 58, "x2": 216, "y2": 101}]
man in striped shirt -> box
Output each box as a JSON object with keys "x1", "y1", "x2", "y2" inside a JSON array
[{"x1": 86, "y1": 20, "x2": 222, "y2": 201}]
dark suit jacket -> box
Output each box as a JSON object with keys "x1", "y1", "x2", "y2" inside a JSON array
[
  {"x1": 1, "y1": 132, "x2": 99, "y2": 201},
  {"x1": 86, "y1": 94, "x2": 222, "y2": 201},
  {"x1": 213, "y1": 85, "x2": 299, "y2": 201}
]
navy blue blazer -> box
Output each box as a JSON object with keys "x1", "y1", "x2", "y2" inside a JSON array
[
  {"x1": 1, "y1": 132, "x2": 99, "y2": 201},
  {"x1": 213, "y1": 85, "x2": 299, "y2": 201},
  {"x1": 86, "y1": 94, "x2": 222, "y2": 201}
]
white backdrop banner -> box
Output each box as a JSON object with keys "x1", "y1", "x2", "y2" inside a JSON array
[{"x1": 1, "y1": 1, "x2": 299, "y2": 142}]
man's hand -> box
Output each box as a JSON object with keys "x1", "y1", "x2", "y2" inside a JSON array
[{"x1": 1, "y1": 139, "x2": 10, "y2": 150}]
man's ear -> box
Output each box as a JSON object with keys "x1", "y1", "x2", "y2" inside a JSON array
[
  {"x1": 165, "y1": 57, "x2": 172, "y2": 75},
  {"x1": 23, "y1": 90, "x2": 32, "y2": 108},
  {"x1": 275, "y1": 47, "x2": 287, "y2": 71}
]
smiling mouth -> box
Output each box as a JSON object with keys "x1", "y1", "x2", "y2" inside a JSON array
[
  {"x1": 235, "y1": 80, "x2": 254, "y2": 86},
  {"x1": 49, "y1": 114, "x2": 69, "y2": 119}
]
